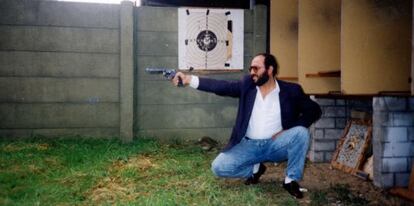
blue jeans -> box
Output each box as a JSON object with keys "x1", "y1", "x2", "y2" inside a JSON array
[{"x1": 211, "y1": 126, "x2": 310, "y2": 181}]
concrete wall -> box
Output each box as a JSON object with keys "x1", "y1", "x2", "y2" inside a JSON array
[
  {"x1": 0, "y1": 0, "x2": 134, "y2": 140},
  {"x1": 373, "y1": 97, "x2": 414, "y2": 188},
  {"x1": 134, "y1": 6, "x2": 267, "y2": 142},
  {"x1": 0, "y1": 0, "x2": 267, "y2": 141},
  {"x1": 309, "y1": 98, "x2": 372, "y2": 162}
]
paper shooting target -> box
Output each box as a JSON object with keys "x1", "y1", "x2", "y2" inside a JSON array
[{"x1": 178, "y1": 8, "x2": 244, "y2": 70}]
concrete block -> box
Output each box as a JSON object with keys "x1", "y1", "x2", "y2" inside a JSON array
[
  {"x1": 136, "y1": 127, "x2": 232, "y2": 143},
  {"x1": 409, "y1": 97, "x2": 414, "y2": 110},
  {"x1": 253, "y1": 35, "x2": 267, "y2": 54},
  {"x1": 385, "y1": 127, "x2": 408, "y2": 142},
  {"x1": 335, "y1": 118, "x2": 347, "y2": 128},
  {"x1": 136, "y1": 104, "x2": 237, "y2": 129},
  {"x1": 392, "y1": 112, "x2": 414, "y2": 127},
  {"x1": 0, "y1": 51, "x2": 119, "y2": 78},
  {"x1": 313, "y1": 141, "x2": 336, "y2": 151},
  {"x1": 315, "y1": 98, "x2": 335, "y2": 106},
  {"x1": 244, "y1": 9, "x2": 253, "y2": 32},
  {"x1": 382, "y1": 158, "x2": 407, "y2": 173},
  {"x1": 383, "y1": 97, "x2": 407, "y2": 111},
  {"x1": 373, "y1": 111, "x2": 392, "y2": 127},
  {"x1": 136, "y1": 6, "x2": 177, "y2": 32},
  {"x1": 395, "y1": 173, "x2": 410, "y2": 187},
  {"x1": 136, "y1": 31, "x2": 177, "y2": 56},
  {"x1": 383, "y1": 142, "x2": 412, "y2": 157},
  {"x1": 253, "y1": 5, "x2": 267, "y2": 35},
  {"x1": 325, "y1": 152, "x2": 333, "y2": 162},
  {"x1": 0, "y1": 128, "x2": 120, "y2": 139},
  {"x1": 408, "y1": 127, "x2": 414, "y2": 141},
  {"x1": 244, "y1": 56, "x2": 252, "y2": 71},
  {"x1": 373, "y1": 97, "x2": 386, "y2": 112},
  {"x1": 323, "y1": 106, "x2": 346, "y2": 117},
  {"x1": 324, "y1": 129, "x2": 343, "y2": 140},
  {"x1": 347, "y1": 100, "x2": 372, "y2": 111},
  {"x1": 314, "y1": 117, "x2": 335, "y2": 129},
  {"x1": 0, "y1": 26, "x2": 119, "y2": 53},
  {"x1": 308, "y1": 151, "x2": 325, "y2": 162},
  {"x1": 137, "y1": 81, "x2": 237, "y2": 105},
  {"x1": 336, "y1": 99, "x2": 345, "y2": 106},
  {"x1": 244, "y1": 33, "x2": 254, "y2": 57},
  {"x1": 374, "y1": 173, "x2": 394, "y2": 188},
  {"x1": 311, "y1": 129, "x2": 324, "y2": 140},
  {"x1": 0, "y1": 103, "x2": 119, "y2": 128},
  {"x1": 0, "y1": 0, "x2": 119, "y2": 28},
  {"x1": 0, "y1": 77, "x2": 119, "y2": 103}
]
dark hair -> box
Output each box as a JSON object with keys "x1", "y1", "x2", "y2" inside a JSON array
[{"x1": 256, "y1": 53, "x2": 279, "y2": 77}]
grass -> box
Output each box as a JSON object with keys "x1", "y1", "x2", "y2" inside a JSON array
[{"x1": 0, "y1": 137, "x2": 299, "y2": 206}]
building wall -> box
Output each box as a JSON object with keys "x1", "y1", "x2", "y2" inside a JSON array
[
  {"x1": 373, "y1": 97, "x2": 414, "y2": 188},
  {"x1": 134, "y1": 6, "x2": 267, "y2": 142},
  {"x1": 309, "y1": 98, "x2": 373, "y2": 163},
  {"x1": 0, "y1": 0, "x2": 123, "y2": 138}
]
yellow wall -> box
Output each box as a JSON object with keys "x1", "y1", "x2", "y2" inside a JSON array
[
  {"x1": 341, "y1": 0, "x2": 411, "y2": 94},
  {"x1": 270, "y1": 0, "x2": 298, "y2": 82},
  {"x1": 298, "y1": 0, "x2": 341, "y2": 94}
]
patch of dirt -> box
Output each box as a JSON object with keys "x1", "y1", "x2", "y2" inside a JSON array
[
  {"x1": 260, "y1": 162, "x2": 414, "y2": 206},
  {"x1": 85, "y1": 155, "x2": 156, "y2": 204}
]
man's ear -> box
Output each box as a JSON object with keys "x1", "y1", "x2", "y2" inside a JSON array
[{"x1": 268, "y1": 66, "x2": 274, "y2": 76}]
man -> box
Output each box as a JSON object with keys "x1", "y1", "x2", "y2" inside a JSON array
[{"x1": 172, "y1": 53, "x2": 321, "y2": 198}]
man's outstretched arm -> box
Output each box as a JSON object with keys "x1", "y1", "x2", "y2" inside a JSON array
[{"x1": 172, "y1": 72, "x2": 242, "y2": 98}]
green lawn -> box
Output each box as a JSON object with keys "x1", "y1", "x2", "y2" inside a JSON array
[{"x1": 0, "y1": 138, "x2": 300, "y2": 206}]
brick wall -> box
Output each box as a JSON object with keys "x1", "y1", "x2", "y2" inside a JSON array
[
  {"x1": 373, "y1": 97, "x2": 414, "y2": 188},
  {"x1": 308, "y1": 97, "x2": 372, "y2": 163}
]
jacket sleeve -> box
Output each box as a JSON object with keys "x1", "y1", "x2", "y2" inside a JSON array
[
  {"x1": 294, "y1": 85, "x2": 322, "y2": 127},
  {"x1": 197, "y1": 77, "x2": 242, "y2": 98}
]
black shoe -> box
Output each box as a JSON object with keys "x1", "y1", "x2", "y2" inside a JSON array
[
  {"x1": 244, "y1": 163, "x2": 266, "y2": 185},
  {"x1": 282, "y1": 181, "x2": 303, "y2": 199}
]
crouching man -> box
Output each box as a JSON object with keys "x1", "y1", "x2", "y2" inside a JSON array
[{"x1": 172, "y1": 53, "x2": 321, "y2": 198}]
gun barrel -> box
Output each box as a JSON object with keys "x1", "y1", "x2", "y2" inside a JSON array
[{"x1": 145, "y1": 68, "x2": 175, "y2": 73}]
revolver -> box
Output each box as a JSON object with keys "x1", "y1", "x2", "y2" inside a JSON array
[{"x1": 145, "y1": 68, "x2": 183, "y2": 87}]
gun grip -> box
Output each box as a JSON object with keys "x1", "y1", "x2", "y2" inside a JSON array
[{"x1": 177, "y1": 76, "x2": 183, "y2": 87}]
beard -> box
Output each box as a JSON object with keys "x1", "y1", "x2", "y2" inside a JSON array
[{"x1": 252, "y1": 72, "x2": 269, "y2": 86}]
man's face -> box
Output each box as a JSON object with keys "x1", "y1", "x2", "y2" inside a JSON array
[{"x1": 249, "y1": 55, "x2": 269, "y2": 86}]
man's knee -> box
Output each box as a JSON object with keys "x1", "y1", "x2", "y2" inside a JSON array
[
  {"x1": 211, "y1": 154, "x2": 237, "y2": 177},
  {"x1": 211, "y1": 158, "x2": 221, "y2": 176}
]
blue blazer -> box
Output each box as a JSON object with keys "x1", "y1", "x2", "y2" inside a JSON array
[{"x1": 197, "y1": 75, "x2": 322, "y2": 151}]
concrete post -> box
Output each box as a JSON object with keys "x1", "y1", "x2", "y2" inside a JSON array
[
  {"x1": 120, "y1": 1, "x2": 134, "y2": 142},
  {"x1": 253, "y1": 4, "x2": 268, "y2": 54}
]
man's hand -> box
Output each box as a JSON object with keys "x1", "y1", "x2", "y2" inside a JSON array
[
  {"x1": 173, "y1": 72, "x2": 192, "y2": 87},
  {"x1": 271, "y1": 130, "x2": 285, "y2": 140}
]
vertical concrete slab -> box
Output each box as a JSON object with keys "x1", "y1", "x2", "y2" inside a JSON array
[
  {"x1": 270, "y1": 0, "x2": 298, "y2": 81},
  {"x1": 298, "y1": 0, "x2": 341, "y2": 94},
  {"x1": 253, "y1": 4, "x2": 267, "y2": 54},
  {"x1": 120, "y1": 1, "x2": 134, "y2": 142},
  {"x1": 342, "y1": 0, "x2": 411, "y2": 94}
]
